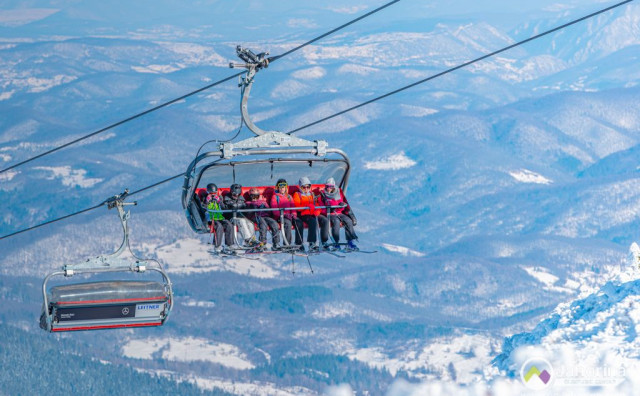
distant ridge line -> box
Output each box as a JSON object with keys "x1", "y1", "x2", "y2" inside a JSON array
[{"x1": 0, "y1": 0, "x2": 401, "y2": 176}]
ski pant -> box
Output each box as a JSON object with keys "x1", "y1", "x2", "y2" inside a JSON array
[
  {"x1": 209, "y1": 220, "x2": 231, "y2": 247},
  {"x1": 255, "y1": 216, "x2": 280, "y2": 246},
  {"x1": 232, "y1": 217, "x2": 255, "y2": 244},
  {"x1": 317, "y1": 215, "x2": 331, "y2": 244},
  {"x1": 279, "y1": 217, "x2": 304, "y2": 246},
  {"x1": 297, "y1": 215, "x2": 318, "y2": 245},
  {"x1": 328, "y1": 213, "x2": 357, "y2": 242}
]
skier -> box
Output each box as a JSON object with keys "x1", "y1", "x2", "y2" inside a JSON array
[
  {"x1": 293, "y1": 176, "x2": 321, "y2": 252},
  {"x1": 320, "y1": 177, "x2": 358, "y2": 251},
  {"x1": 246, "y1": 187, "x2": 280, "y2": 250},
  {"x1": 203, "y1": 183, "x2": 233, "y2": 250},
  {"x1": 270, "y1": 178, "x2": 304, "y2": 250},
  {"x1": 223, "y1": 183, "x2": 258, "y2": 247}
]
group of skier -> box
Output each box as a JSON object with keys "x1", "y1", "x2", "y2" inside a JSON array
[{"x1": 201, "y1": 177, "x2": 358, "y2": 254}]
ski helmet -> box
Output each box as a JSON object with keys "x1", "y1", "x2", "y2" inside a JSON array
[
  {"x1": 206, "y1": 183, "x2": 218, "y2": 193},
  {"x1": 230, "y1": 183, "x2": 242, "y2": 196}
]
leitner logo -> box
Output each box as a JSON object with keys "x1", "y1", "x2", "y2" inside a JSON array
[
  {"x1": 137, "y1": 304, "x2": 160, "y2": 310},
  {"x1": 521, "y1": 358, "x2": 554, "y2": 390}
]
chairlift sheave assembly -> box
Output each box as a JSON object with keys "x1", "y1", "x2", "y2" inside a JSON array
[
  {"x1": 182, "y1": 46, "x2": 353, "y2": 237},
  {"x1": 40, "y1": 190, "x2": 173, "y2": 332}
]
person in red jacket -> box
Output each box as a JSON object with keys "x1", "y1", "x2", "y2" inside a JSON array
[
  {"x1": 293, "y1": 176, "x2": 320, "y2": 252},
  {"x1": 270, "y1": 178, "x2": 304, "y2": 249},
  {"x1": 320, "y1": 177, "x2": 358, "y2": 251}
]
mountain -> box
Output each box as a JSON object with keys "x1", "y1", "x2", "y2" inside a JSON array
[{"x1": 2, "y1": 1, "x2": 640, "y2": 395}]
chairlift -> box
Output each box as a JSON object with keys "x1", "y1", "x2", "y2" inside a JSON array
[
  {"x1": 40, "y1": 190, "x2": 173, "y2": 332},
  {"x1": 182, "y1": 46, "x2": 352, "y2": 243}
]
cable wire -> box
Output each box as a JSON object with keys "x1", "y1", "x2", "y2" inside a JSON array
[
  {"x1": 0, "y1": 73, "x2": 243, "y2": 175},
  {"x1": 0, "y1": 0, "x2": 631, "y2": 241},
  {"x1": 268, "y1": 0, "x2": 401, "y2": 63},
  {"x1": 0, "y1": 0, "x2": 401, "y2": 176},
  {"x1": 287, "y1": 0, "x2": 633, "y2": 135}
]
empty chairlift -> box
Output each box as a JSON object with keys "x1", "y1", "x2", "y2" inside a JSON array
[{"x1": 40, "y1": 190, "x2": 173, "y2": 332}]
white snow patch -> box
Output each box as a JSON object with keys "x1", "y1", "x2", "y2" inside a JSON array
[
  {"x1": 400, "y1": 104, "x2": 439, "y2": 118},
  {"x1": 122, "y1": 337, "x2": 254, "y2": 369},
  {"x1": 270, "y1": 79, "x2": 309, "y2": 100},
  {"x1": 190, "y1": 376, "x2": 309, "y2": 396},
  {"x1": 337, "y1": 64, "x2": 379, "y2": 76},
  {"x1": 156, "y1": 42, "x2": 227, "y2": 67},
  {"x1": 292, "y1": 66, "x2": 326, "y2": 80},
  {"x1": 154, "y1": 238, "x2": 279, "y2": 279},
  {"x1": 364, "y1": 152, "x2": 417, "y2": 171},
  {"x1": 349, "y1": 334, "x2": 498, "y2": 382},
  {"x1": 181, "y1": 299, "x2": 215, "y2": 308},
  {"x1": 131, "y1": 64, "x2": 183, "y2": 74},
  {"x1": 381, "y1": 243, "x2": 425, "y2": 257},
  {"x1": 0, "y1": 90, "x2": 14, "y2": 101},
  {"x1": 34, "y1": 166, "x2": 102, "y2": 188},
  {"x1": 311, "y1": 302, "x2": 355, "y2": 319},
  {"x1": 25, "y1": 74, "x2": 77, "y2": 93},
  {"x1": 0, "y1": 170, "x2": 18, "y2": 182},
  {"x1": 508, "y1": 169, "x2": 552, "y2": 185}
]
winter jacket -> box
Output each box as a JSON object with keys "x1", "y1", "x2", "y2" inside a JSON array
[
  {"x1": 205, "y1": 194, "x2": 224, "y2": 221},
  {"x1": 293, "y1": 191, "x2": 321, "y2": 216},
  {"x1": 223, "y1": 193, "x2": 247, "y2": 220},
  {"x1": 245, "y1": 197, "x2": 271, "y2": 221},
  {"x1": 270, "y1": 192, "x2": 297, "y2": 220},
  {"x1": 321, "y1": 188, "x2": 357, "y2": 225}
]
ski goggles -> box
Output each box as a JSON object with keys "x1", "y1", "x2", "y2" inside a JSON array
[{"x1": 277, "y1": 183, "x2": 288, "y2": 188}]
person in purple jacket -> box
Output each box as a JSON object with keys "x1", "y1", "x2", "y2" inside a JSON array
[
  {"x1": 270, "y1": 178, "x2": 304, "y2": 250},
  {"x1": 320, "y1": 177, "x2": 358, "y2": 251},
  {"x1": 246, "y1": 187, "x2": 280, "y2": 250}
]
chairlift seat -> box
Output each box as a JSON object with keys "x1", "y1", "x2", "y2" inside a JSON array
[{"x1": 42, "y1": 280, "x2": 171, "y2": 332}]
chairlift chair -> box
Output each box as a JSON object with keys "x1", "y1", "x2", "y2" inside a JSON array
[
  {"x1": 40, "y1": 190, "x2": 173, "y2": 332},
  {"x1": 182, "y1": 46, "x2": 352, "y2": 236}
]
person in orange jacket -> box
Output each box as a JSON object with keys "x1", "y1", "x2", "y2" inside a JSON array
[{"x1": 293, "y1": 176, "x2": 320, "y2": 252}]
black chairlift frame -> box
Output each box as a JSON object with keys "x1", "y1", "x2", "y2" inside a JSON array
[
  {"x1": 41, "y1": 190, "x2": 173, "y2": 332},
  {"x1": 182, "y1": 46, "x2": 352, "y2": 234}
]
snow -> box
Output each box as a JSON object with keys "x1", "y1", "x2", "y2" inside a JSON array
[
  {"x1": 33, "y1": 166, "x2": 102, "y2": 188},
  {"x1": 337, "y1": 64, "x2": 379, "y2": 76},
  {"x1": 400, "y1": 104, "x2": 439, "y2": 117},
  {"x1": 131, "y1": 64, "x2": 183, "y2": 74},
  {"x1": 508, "y1": 169, "x2": 553, "y2": 185},
  {"x1": 122, "y1": 337, "x2": 255, "y2": 369},
  {"x1": 292, "y1": 66, "x2": 326, "y2": 80},
  {"x1": 153, "y1": 238, "x2": 279, "y2": 279},
  {"x1": 363, "y1": 152, "x2": 417, "y2": 171},
  {"x1": 381, "y1": 243, "x2": 425, "y2": 257},
  {"x1": 3, "y1": 1, "x2": 640, "y2": 395},
  {"x1": 0, "y1": 170, "x2": 18, "y2": 182}
]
